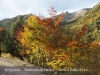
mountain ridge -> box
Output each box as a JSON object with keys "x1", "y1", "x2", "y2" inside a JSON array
[
  {"x1": 0, "y1": 8, "x2": 91, "y2": 22},
  {"x1": 0, "y1": 8, "x2": 91, "y2": 32},
  {"x1": 63, "y1": 8, "x2": 91, "y2": 21}
]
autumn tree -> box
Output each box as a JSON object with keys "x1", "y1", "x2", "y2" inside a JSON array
[
  {"x1": 16, "y1": 6, "x2": 100, "y2": 75},
  {"x1": 16, "y1": 7, "x2": 68, "y2": 66}
]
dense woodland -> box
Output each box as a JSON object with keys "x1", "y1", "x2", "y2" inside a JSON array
[{"x1": 0, "y1": 2, "x2": 100, "y2": 75}]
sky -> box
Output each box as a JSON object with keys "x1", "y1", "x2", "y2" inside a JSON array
[{"x1": 0, "y1": 0, "x2": 100, "y2": 20}]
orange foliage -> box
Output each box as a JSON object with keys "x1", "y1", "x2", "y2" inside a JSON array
[
  {"x1": 67, "y1": 24, "x2": 87, "y2": 47},
  {"x1": 75, "y1": 24, "x2": 87, "y2": 41},
  {"x1": 0, "y1": 28, "x2": 3, "y2": 31},
  {"x1": 79, "y1": 41, "x2": 92, "y2": 48},
  {"x1": 67, "y1": 40, "x2": 78, "y2": 46},
  {"x1": 90, "y1": 42, "x2": 100, "y2": 50}
]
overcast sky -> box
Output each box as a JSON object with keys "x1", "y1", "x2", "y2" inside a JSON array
[{"x1": 0, "y1": 0, "x2": 100, "y2": 20}]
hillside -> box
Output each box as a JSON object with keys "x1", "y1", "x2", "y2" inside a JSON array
[
  {"x1": 64, "y1": 2, "x2": 100, "y2": 43},
  {"x1": 0, "y1": 14, "x2": 31, "y2": 32},
  {"x1": 69, "y1": 3, "x2": 100, "y2": 26}
]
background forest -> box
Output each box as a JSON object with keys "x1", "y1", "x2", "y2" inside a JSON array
[{"x1": 0, "y1": 2, "x2": 100, "y2": 75}]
